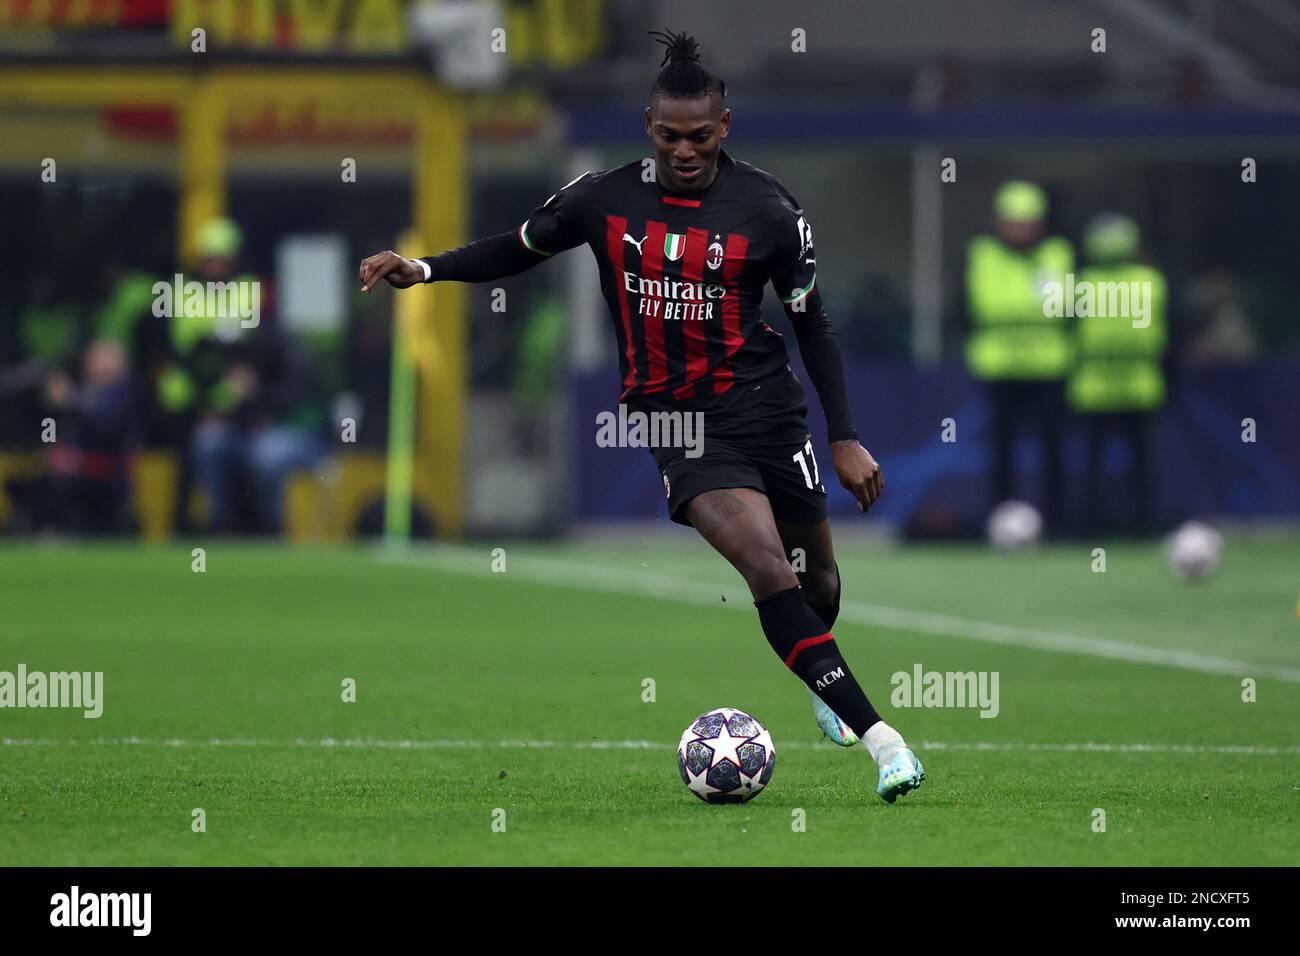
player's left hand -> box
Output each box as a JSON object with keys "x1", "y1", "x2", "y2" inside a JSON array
[{"x1": 830, "y1": 439, "x2": 884, "y2": 513}]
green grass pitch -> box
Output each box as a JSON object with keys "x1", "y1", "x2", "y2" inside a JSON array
[{"x1": 1, "y1": 533, "x2": 1297, "y2": 866}]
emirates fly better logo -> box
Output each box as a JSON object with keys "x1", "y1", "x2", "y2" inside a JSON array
[
  {"x1": 623, "y1": 273, "x2": 726, "y2": 322},
  {"x1": 621, "y1": 231, "x2": 729, "y2": 321}
]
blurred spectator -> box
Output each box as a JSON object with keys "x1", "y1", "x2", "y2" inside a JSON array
[
  {"x1": 0, "y1": 275, "x2": 82, "y2": 446},
  {"x1": 965, "y1": 180, "x2": 1075, "y2": 533},
  {"x1": 6, "y1": 339, "x2": 135, "y2": 535},
  {"x1": 1067, "y1": 213, "x2": 1168, "y2": 536}
]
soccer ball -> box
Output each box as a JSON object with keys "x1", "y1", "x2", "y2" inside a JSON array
[
  {"x1": 677, "y1": 707, "x2": 776, "y2": 804},
  {"x1": 1165, "y1": 521, "x2": 1224, "y2": 581},
  {"x1": 987, "y1": 500, "x2": 1042, "y2": 551}
]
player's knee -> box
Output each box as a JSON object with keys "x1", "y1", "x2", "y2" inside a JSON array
[
  {"x1": 801, "y1": 560, "x2": 840, "y2": 608},
  {"x1": 740, "y1": 549, "x2": 800, "y2": 602}
]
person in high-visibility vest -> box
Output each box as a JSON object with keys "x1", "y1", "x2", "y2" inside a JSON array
[
  {"x1": 170, "y1": 217, "x2": 327, "y2": 534},
  {"x1": 145, "y1": 217, "x2": 251, "y2": 532},
  {"x1": 156, "y1": 217, "x2": 259, "y2": 423},
  {"x1": 1068, "y1": 213, "x2": 1167, "y2": 535},
  {"x1": 965, "y1": 181, "x2": 1075, "y2": 533}
]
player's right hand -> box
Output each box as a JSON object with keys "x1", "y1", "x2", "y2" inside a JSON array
[{"x1": 359, "y1": 250, "x2": 424, "y2": 292}]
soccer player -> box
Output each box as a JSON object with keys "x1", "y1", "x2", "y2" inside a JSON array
[{"x1": 359, "y1": 30, "x2": 924, "y2": 803}]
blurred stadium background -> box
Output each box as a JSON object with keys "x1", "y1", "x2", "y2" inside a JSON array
[{"x1": 1, "y1": 0, "x2": 1297, "y2": 543}]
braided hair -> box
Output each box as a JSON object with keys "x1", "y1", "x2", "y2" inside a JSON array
[{"x1": 648, "y1": 29, "x2": 727, "y2": 105}]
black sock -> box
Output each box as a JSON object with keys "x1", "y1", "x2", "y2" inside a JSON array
[
  {"x1": 755, "y1": 585, "x2": 881, "y2": 737},
  {"x1": 805, "y1": 561, "x2": 841, "y2": 630}
]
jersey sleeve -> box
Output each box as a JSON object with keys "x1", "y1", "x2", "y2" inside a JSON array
[
  {"x1": 517, "y1": 171, "x2": 594, "y2": 257},
  {"x1": 767, "y1": 196, "x2": 819, "y2": 312},
  {"x1": 766, "y1": 192, "x2": 857, "y2": 442}
]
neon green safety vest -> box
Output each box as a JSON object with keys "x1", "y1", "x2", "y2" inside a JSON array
[
  {"x1": 965, "y1": 235, "x2": 1075, "y2": 380},
  {"x1": 1067, "y1": 263, "x2": 1167, "y2": 413},
  {"x1": 168, "y1": 273, "x2": 260, "y2": 356},
  {"x1": 158, "y1": 273, "x2": 259, "y2": 413}
]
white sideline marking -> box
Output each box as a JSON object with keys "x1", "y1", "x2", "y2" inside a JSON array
[
  {"x1": 377, "y1": 545, "x2": 1300, "y2": 684},
  {"x1": 3, "y1": 737, "x2": 1297, "y2": 756}
]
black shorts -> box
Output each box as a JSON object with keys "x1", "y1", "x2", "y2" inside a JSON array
[{"x1": 633, "y1": 369, "x2": 829, "y2": 528}]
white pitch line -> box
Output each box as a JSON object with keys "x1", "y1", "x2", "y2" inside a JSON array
[
  {"x1": 3, "y1": 737, "x2": 1296, "y2": 756},
  {"x1": 377, "y1": 545, "x2": 1300, "y2": 684}
]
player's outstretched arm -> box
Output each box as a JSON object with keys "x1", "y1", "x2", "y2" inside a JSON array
[
  {"x1": 362, "y1": 172, "x2": 589, "y2": 293},
  {"x1": 359, "y1": 230, "x2": 552, "y2": 294}
]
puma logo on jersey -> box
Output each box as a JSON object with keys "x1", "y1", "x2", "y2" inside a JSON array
[
  {"x1": 815, "y1": 666, "x2": 844, "y2": 690},
  {"x1": 623, "y1": 233, "x2": 647, "y2": 253}
]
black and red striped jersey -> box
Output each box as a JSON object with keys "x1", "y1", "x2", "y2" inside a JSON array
[{"x1": 517, "y1": 148, "x2": 821, "y2": 407}]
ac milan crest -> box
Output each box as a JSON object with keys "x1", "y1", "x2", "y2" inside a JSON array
[{"x1": 706, "y1": 240, "x2": 724, "y2": 270}]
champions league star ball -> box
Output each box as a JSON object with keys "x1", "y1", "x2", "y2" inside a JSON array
[
  {"x1": 1165, "y1": 521, "x2": 1224, "y2": 581},
  {"x1": 987, "y1": 500, "x2": 1043, "y2": 551},
  {"x1": 677, "y1": 707, "x2": 776, "y2": 804}
]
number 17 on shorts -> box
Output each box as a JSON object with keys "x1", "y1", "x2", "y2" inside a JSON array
[{"x1": 793, "y1": 439, "x2": 824, "y2": 493}]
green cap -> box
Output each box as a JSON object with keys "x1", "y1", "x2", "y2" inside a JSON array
[
  {"x1": 195, "y1": 217, "x2": 243, "y2": 259},
  {"x1": 994, "y1": 181, "x2": 1048, "y2": 223},
  {"x1": 1084, "y1": 213, "x2": 1139, "y2": 262}
]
